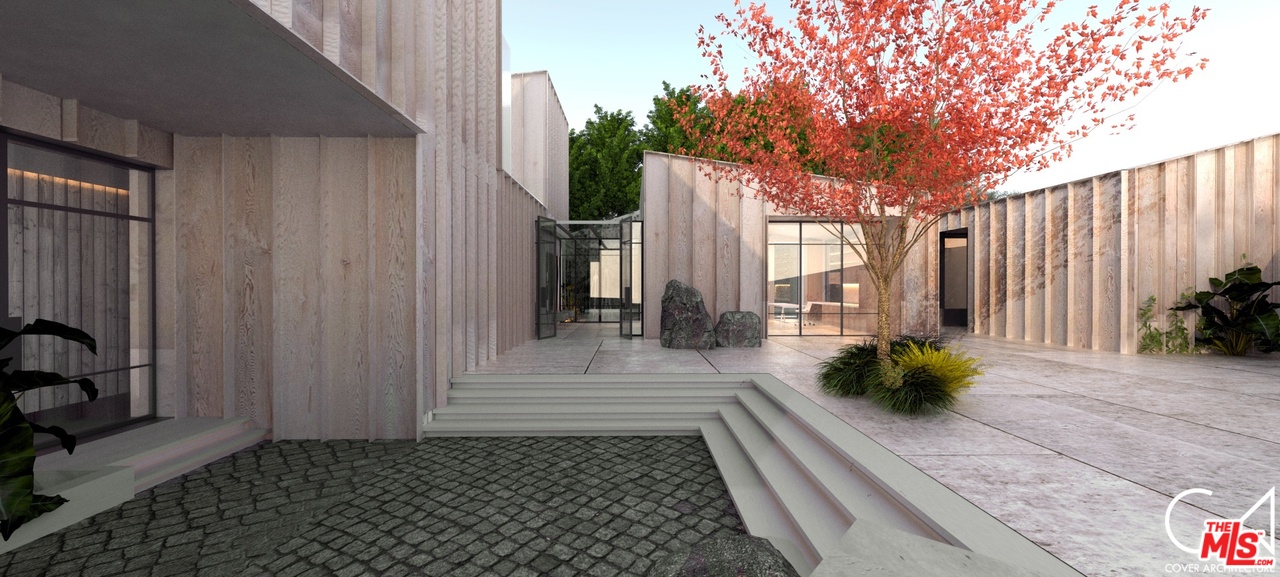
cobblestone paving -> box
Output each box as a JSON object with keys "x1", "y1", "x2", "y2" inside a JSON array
[{"x1": 0, "y1": 436, "x2": 744, "y2": 577}]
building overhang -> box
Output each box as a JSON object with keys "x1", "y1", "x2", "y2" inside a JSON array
[{"x1": 0, "y1": 0, "x2": 419, "y2": 137}]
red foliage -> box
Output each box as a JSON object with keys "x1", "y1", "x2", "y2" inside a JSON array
[{"x1": 679, "y1": 0, "x2": 1208, "y2": 224}]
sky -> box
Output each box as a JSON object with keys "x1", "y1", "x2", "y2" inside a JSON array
[{"x1": 502, "y1": 0, "x2": 1280, "y2": 193}]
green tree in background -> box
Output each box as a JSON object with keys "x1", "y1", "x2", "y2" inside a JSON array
[
  {"x1": 640, "y1": 82, "x2": 707, "y2": 155},
  {"x1": 568, "y1": 106, "x2": 644, "y2": 220}
]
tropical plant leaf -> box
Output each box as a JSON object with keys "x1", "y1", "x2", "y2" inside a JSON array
[
  {"x1": 1222, "y1": 266, "x2": 1263, "y2": 286},
  {"x1": 74, "y1": 378, "x2": 98, "y2": 402},
  {"x1": 0, "y1": 319, "x2": 97, "y2": 356},
  {"x1": 28, "y1": 422, "x2": 76, "y2": 455},
  {"x1": 0, "y1": 493, "x2": 66, "y2": 541},
  {"x1": 0, "y1": 391, "x2": 37, "y2": 538},
  {"x1": 2, "y1": 370, "x2": 80, "y2": 396}
]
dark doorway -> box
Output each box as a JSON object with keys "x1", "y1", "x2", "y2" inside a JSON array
[
  {"x1": 939, "y1": 229, "x2": 969, "y2": 327},
  {"x1": 536, "y1": 216, "x2": 558, "y2": 339}
]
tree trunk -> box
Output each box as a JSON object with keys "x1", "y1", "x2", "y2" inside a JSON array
[{"x1": 875, "y1": 270, "x2": 892, "y2": 362}]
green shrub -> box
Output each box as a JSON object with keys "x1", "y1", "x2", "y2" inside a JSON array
[
  {"x1": 868, "y1": 365, "x2": 952, "y2": 414},
  {"x1": 1137, "y1": 295, "x2": 1164, "y2": 354},
  {"x1": 817, "y1": 335, "x2": 942, "y2": 396},
  {"x1": 892, "y1": 341, "x2": 983, "y2": 394},
  {"x1": 1165, "y1": 289, "x2": 1196, "y2": 354},
  {"x1": 1171, "y1": 262, "x2": 1280, "y2": 355},
  {"x1": 818, "y1": 336, "x2": 982, "y2": 415}
]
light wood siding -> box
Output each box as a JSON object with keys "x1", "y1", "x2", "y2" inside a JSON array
[
  {"x1": 641, "y1": 152, "x2": 921, "y2": 338},
  {"x1": 940, "y1": 134, "x2": 1280, "y2": 353},
  {"x1": 510, "y1": 72, "x2": 570, "y2": 220},
  {"x1": 1, "y1": 78, "x2": 174, "y2": 168},
  {"x1": 164, "y1": 0, "x2": 529, "y2": 438},
  {"x1": 4, "y1": 1, "x2": 555, "y2": 439}
]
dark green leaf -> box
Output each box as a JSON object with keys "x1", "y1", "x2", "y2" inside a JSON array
[
  {"x1": 1222, "y1": 266, "x2": 1263, "y2": 285},
  {"x1": 23, "y1": 320, "x2": 96, "y2": 355},
  {"x1": 29, "y1": 423, "x2": 76, "y2": 455},
  {"x1": 0, "y1": 392, "x2": 36, "y2": 535},
  {"x1": 74, "y1": 378, "x2": 98, "y2": 402},
  {"x1": 3, "y1": 370, "x2": 78, "y2": 395}
]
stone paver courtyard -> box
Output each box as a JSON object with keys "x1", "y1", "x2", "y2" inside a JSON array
[
  {"x1": 475, "y1": 323, "x2": 1280, "y2": 577},
  {"x1": 0, "y1": 436, "x2": 743, "y2": 577},
  {"x1": 3, "y1": 322, "x2": 1276, "y2": 577}
]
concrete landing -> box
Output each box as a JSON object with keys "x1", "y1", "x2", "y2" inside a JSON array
[{"x1": 472, "y1": 323, "x2": 1280, "y2": 576}]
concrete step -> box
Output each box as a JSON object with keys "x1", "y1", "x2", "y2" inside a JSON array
[
  {"x1": 451, "y1": 374, "x2": 753, "y2": 389},
  {"x1": 734, "y1": 390, "x2": 944, "y2": 542},
  {"x1": 420, "y1": 417, "x2": 705, "y2": 437},
  {"x1": 715, "y1": 402, "x2": 844, "y2": 562},
  {"x1": 699, "y1": 419, "x2": 817, "y2": 575},
  {"x1": 426, "y1": 375, "x2": 1083, "y2": 577},
  {"x1": 431, "y1": 401, "x2": 723, "y2": 421},
  {"x1": 446, "y1": 387, "x2": 741, "y2": 404},
  {"x1": 36, "y1": 417, "x2": 269, "y2": 492}
]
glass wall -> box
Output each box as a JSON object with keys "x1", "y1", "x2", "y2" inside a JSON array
[
  {"x1": 766, "y1": 221, "x2": 877, "y2": 336},
  {"x1": 3, "y1": 137, "x2": 155, "y2": 446},
  {"x1": 560, "y1": 222, "x2": 624, "y2": 323}
]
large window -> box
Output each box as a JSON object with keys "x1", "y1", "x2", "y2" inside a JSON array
[
  {"x1": 766, "y1": 221, "x2": 878, "y2": 336},
  {"x1": 3, "y1": 136, "x2": 155, "y2": 446}
]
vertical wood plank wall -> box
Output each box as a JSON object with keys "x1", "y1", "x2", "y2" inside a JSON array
[
  {"x1": 510, "y1": 71, "x2": 570, "y2": 221},
  {"x1": 641, "y1": 152, "x2": 919, "y2": 338},
  {"x1": 157, "y1": 0, "x2": 544, "y2": 439},
  {"x1": 5, "y1": 1, "x2": 541, "y2": 439},
  {"x1": 944, "y1": 134, "x2": 1280, "y2": 353}
]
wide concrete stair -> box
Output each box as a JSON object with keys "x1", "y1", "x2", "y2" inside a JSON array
[{"x1": 423, "y1": 374, "x2": 1082, "y2": 577}]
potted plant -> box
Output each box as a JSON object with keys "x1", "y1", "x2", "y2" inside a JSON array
[{"x1": 0, "y1": 319, "x2": 97, "y2": 540}]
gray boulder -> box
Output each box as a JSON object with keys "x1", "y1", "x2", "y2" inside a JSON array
[
  {"x1": 715, "y1": 311, "x2": 762, "y2": 347},
  {"x1": 660, "y1": 280, "x2": 716, "y2": 349},
  {"x1": 647, "y1": 533, "x2": 800, "y2": 577}
]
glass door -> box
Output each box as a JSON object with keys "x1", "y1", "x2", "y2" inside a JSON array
[
  {"x1": 619, "y1": 217, "x2": 632, "y2": 338},
  {"x1": 536, "y1": 216, "x2": 558, "y2": 339},
  {"x1": 3, "y1": 136, "x2": 155, "y2": 448}
]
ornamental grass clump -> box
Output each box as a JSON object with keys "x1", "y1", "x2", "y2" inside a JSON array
[
  {"x1": 817, "y1": 336, "x2": 939, "y2": 396},
  {"x1": 818, "y1": 336, "x2": 982, "y2": 415}
]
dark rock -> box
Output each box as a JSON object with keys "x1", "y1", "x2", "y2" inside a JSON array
[
  {"x1": 714, "y1": 311, "x2": 762, "y2": 347},
  {"x1": 646, "y1": 533, "x2": 799, "y2": 577},
  {"x1": 660, "y1": 280, "x2": 717, "y2": 349}
]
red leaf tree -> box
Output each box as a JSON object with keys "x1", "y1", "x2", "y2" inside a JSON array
[{"x1": 679, "y1": 0, "x2": 1207, "y2": 360}]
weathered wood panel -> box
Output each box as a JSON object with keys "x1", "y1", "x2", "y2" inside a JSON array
[
  {"x1": 691, "y1": 167, "x2": 717, "y2": 315},
  {"x1": 154, "y1": 170, "x2": 180, "y2": 417},
  {"x1": 224, "y1": 137, "x2": 273, "y2": 428},
  {"x1": 973, "y1": 204, "x2": 989, "y2": 335},
  {"x1": 1091, "y1": 175, "x2": 1122, "y2": 351},
  {"x1": 1133, "y1": 166, "x2": 1163, "y2": 343},
  {"x1": 320, "y1": 137, "x2": 369, "y2": 439},
  {"x1": 668, "y1": 156, "x2": 695, "y2": 285},
  {"x1": 1067, "y1": 181, "x2": 1094, "y2": 348},
  {"x1": 1005, "y1": 195, "x2": 1025, "y2": 340},
  {"x1": 175, "y1": 137, "x2": 225, "y2": 418},
  {"x1": 1194, "y1": 152, "x2": 1217, "y2": 290},
  {"x1": 739, "y1": 189, "x2": 766, "y2": 321},
  {"x1": 1024, "y1": 192, "x2": 1046, "y2": 343},
  {"x1": 989, "y1": 200, "x2": 1007, "y2": 338},
  {"x1": 1118, "y1": 171, "x2": 1137, "y2": 353},
  {"x1": 271, "y1": 138, "x2": 322, "y2": 439},
  {"x1": 642, "y1": 152, "x2": 669, "y2": 338},
  {"x1": 714, "y1": 178, "x2": 740, "y2": 317},
  {"x1": 368, "y1": 138, "x2": 415, "y2": 439},
  {"x1": 1, "y1": 81, "x2": 61, "y2": 140}
]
